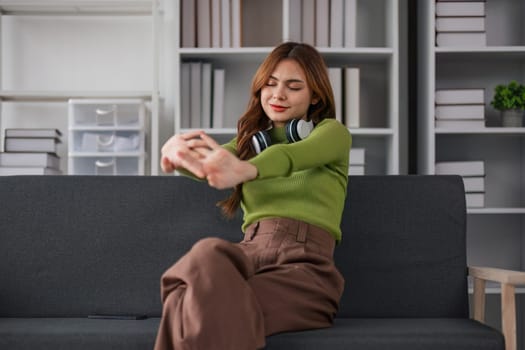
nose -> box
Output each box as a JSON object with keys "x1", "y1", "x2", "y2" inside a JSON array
[{"x1": 273, "y1": 85, "x2": 287, "y2": 100}]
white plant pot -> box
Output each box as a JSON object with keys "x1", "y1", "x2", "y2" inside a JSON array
[{"x1": 501, "y1": 109, "x2": 524, "y2": 127}]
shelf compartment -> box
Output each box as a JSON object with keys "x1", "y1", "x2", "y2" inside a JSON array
[
  {"x1": 68, "y1": 98, "x2": 145, "y2": 128},
  {"x1": 436, "y1": 134, "x2": 525, "y2": 209},
  {"x1": 436, "y1": 59, "x2": 525, "y2": 127},
  {"x1": 68, "y1": 154, "x2": 144, "y2": 175},
  {"x1": 1, "y1": 15, "x2": 153, "y2": 92},
  {"x1": 71, "y1": 130, "x2": 143, "y2": 153},
  {"x1": 178, "y1": 59, "x2": 393, "y2": 130},
  {"x1": 466, "y1": 215, "x2": 525, "y2": 271}
]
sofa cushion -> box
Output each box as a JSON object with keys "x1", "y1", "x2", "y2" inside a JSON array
[
  {"x1": 0, "y1": 175, "x2": 469, "y2": 319},
  {"x1": 0, "y1": 317, "x2": 503, "y2": 350},
  {"x1": 336, "y1": 176, "x2": 469, "y2": 318},
  {"x1": 266, "y1": 318, "x2": 504, "y2": 350},
  {"x1": 0, "y1": 318, "x2": 159, "y2": 350},
  {"x1": 0, "y1": 176, "x2": 243, "y2": 318}
]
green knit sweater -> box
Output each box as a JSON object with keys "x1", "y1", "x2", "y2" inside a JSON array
[{"x1": 222, "y1": 118, "x2": 351, "y2": 242}]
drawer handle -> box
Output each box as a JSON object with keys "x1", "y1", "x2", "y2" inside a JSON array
[
  {"x1": 95, "y1": 160, "x2": 115, "y2": 168},
  {"x1": 95, "y1": 107, "x2": 115, "y2": 116},
  {"x1": 97, "y1": 134, "x2": 115, "y2": 147}
]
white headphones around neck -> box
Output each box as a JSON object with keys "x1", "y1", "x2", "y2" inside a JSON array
[{"x1": 251, "y1": 119, "x2": 314, "y2": 154}]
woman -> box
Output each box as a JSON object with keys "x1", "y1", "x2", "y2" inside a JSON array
[{"x1": 155, "y1": 42, "x2": 351, "y2": 350}]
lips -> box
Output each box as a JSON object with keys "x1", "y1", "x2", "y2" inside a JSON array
[{"x1": 270, "y1": 104, "x2": 289, "y2": 112}]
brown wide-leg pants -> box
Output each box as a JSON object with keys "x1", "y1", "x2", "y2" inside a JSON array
[{"x1": 153, "y1": 217, "x2": 345, "y2": 350}]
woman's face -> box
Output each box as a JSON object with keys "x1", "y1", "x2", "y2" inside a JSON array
[{"x1": 260, "y1": 58, "x2": 318, "y2": 128}]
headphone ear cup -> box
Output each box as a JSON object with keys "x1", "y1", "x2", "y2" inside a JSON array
[
  {"x1": 251, "y1": 130, "x2": 272, "y2": 154},
  {"x1": 286, "y1": 119, "x2": 314, "y2": 143}
]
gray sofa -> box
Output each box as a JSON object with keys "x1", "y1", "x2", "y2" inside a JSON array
[{"x1": 0, "y1": 175, "x2": 519, "y2": 349}]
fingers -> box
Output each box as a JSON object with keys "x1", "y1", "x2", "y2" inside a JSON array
[
  {"x1": 176, "y1": 150, "x2": 205, "y2": 178},
  {"x1": 199, "y1": 132, "x2": 221, "y2": 150},
  {"x1": 180, "y1": 129, "x2": 204, "y2": 140},
  {"x1": 161, "y1": 156, "x2": 175, "y2": 173}
]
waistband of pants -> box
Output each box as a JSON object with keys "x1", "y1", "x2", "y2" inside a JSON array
[{"x1": 244, "y1": 217, "x2": 336, "y2": 253}]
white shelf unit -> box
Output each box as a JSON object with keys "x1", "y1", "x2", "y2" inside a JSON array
[
  {"x1": 417, "y1": 1, "x2": 525, "y2": 281},
  {"x1": 0, "y1": 0, "x2": 161, "y2": 174},
  {"x1": 171, "y1": 0, "x2": 400, "y2": 175}
]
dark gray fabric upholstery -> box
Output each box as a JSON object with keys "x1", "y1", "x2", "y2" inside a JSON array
[
  {"x1": 0, "y1": 318, "x2": 503, "y2": 350},
  {"x1": 0, "y1": 176, "x2": 241, "y2": 317},
  {"x1": 266, "y1": 318, "x2": 504, "y2": 350},
  {"x1": 0, "y1": 318, "x2": 159, "y2": 350},
  {"x1": 0, "y1": 175, "x2": 504, "y2": 350},
  {"x1": 337, "y1": 175, "x2": 469, "y2": 318}
]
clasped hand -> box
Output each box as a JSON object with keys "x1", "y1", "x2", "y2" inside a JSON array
[{"x1": 161, "y1": 130, "x2": 257, "y2": 189}]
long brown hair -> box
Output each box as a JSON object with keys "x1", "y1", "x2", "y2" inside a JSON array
[{"x1": 218, "y1": 42, "x2": 336, "y2": 218}]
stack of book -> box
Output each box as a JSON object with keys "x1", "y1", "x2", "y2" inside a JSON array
[
  {"x1": 435, "y1": 0, "x2": 486, "y2": 47},
  {"x1": 328, "y1": 67, "x2": 360, "y2": 128},
  {"x1": 435, "y1": 160, "x2": 485, "y2": 207},
  {"x1": 181, "y1": 61, "x2": 226, "y2": 129},
  {"x1": 181, "y1": 0, "x2": 241, "y2": 48},
  {"x1": 0, "y1": 128, "x2": 62, "y2": 176},
  {"x1": 348, "y1": 148, "x2": 365, "y2": 175},
  {"x1": 435, "y1": 88, "x2": 485, "y2": 129},
  {"x1": 288, "y1": 0, "x2": 357, "y2": 48}
]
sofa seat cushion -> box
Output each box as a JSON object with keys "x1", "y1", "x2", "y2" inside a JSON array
[
  {"x1": 266, "y1": 318, "x2": 504, "y2": 350},
  {"x1": 0, "y1": 318, "x2": 159, "y2": 350},
  {"x1": 1, "y1": 317, "x2": 503, "y2": 350}
]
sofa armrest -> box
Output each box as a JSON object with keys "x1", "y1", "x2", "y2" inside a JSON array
[{"x1": 469, "y1": 266, "x2": 525, "y2": 350}]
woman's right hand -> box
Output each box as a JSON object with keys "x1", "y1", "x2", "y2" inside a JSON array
[{"x1": 160, "y1": 130, "x2": 210, "y2": 176}]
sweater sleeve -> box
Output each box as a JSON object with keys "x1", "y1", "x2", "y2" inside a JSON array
[
  {"x1": 221, "y1": 137, "x2": 238, "y2": 155},
  {"x1": 248, "y1": 119, "x2": 351, "y2": 179}
]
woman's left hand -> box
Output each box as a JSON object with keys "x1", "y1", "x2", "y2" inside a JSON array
[{"x1": 192, "y1": 132, "x2": 258, "y2": 189}]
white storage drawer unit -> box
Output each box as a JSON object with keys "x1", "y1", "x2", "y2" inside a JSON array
[
  {"x1": 70, "y1": 156, "x2": 145, "y2": 176},
  {"x1": 72, "y1": 130, "x2": 143, "y2": 153},
  {"x1": 68, "y1": 99, "x2": 147, "y2": 175},
  {"x1": 69, "y1": 100, "x2": 145, "y2": 127}
]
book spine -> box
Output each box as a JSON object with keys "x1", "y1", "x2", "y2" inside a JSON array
[
  {"x1": 348, "y1": 165, "x2": 365, "y2": 176},
  {"x1": 436, "y1": 32, "x2": 486, "y2": 47},
  {"x1": 231, "y1": 0, "x2": 242, "y2": 48},
  {"x1": 190, "y1": 62, "x2": 202, "y2": 128},
  {"x1": 197, "y1": 0, "x2": 211, "y2": 47},
  {"x1": 211, "y1": 0, "x2": 222, "y2": 47},
  {"x1": 221, "y1": 0, "x2": 231, "y2": 48},
  {"x1": 435, "y1": 16, "x2": 485, "y2": 32},
  {"x1": 435, "y1": 88, "x2": 485, "y2": 105},
  {"x1": 345, "y1": 67, "x2": 360, "y2": 128},
  {"x1": 201, "y1": 63, "x2": 212, "y2": 129},
  {"x1": 181, "y1": 0, "x2": 196, "y2": 47},
  {"x1": 288, "y1": 0, "x2": 302, "y2": 42},
  {"x1": 435, "y1": 161, "x2": 485, "y2": 176},
  {"x1": 344, "y1": 0, "x2": 357, "y2": 47},
  {"x1": 212, "y1": 69, "x2": 226, "y2": 128},
  {"x1": 435, "y1": 2, "x2": 485, "y2": 17},
  {"x1": 181, "y1": 63, "x2": 192, "y2": 129},
  {"x1": 330, "y1": 0, "x2": 344, "y2": 47},
  {"x1": 435, "y1": 105, "x2": 485, "y2": 120},
  {"x1": 435, "y1": 119, "x2": 485, "y2": 128},
  {"x1": 315, "y1": 0, "x2": 329, "y2": 47},
  {"x1": 301, "y1": 0, "x2": 315, "y2": 46},
  {"x1": 349, "y1": 148, "x2": 366, "y2": 165},
  {"x1": 328, "y1": 67, "x2": 343, "y2": 123}
]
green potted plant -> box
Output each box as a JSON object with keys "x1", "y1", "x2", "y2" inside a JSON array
[{"x1": 490, "y1": 80, "x2": 525, "y2": 127}]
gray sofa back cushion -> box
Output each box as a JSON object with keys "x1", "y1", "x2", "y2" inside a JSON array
[
  {"x1": 0, "y1": 175, "x2": 468, "y2": 319},
  {"x1": 337, "y1": 175, "x2": 468, "y2": 318},
  {"x1": 0, "y1": 176, "x2": 240, "y2": 318}
]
